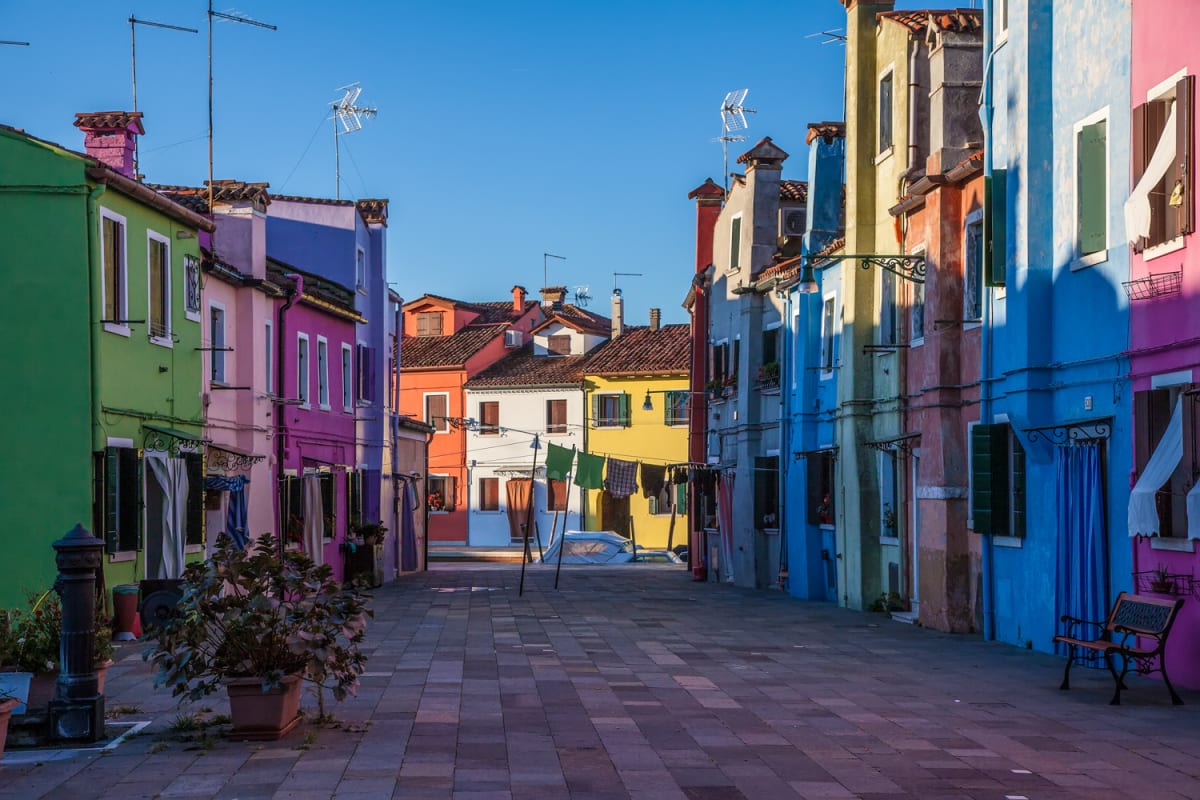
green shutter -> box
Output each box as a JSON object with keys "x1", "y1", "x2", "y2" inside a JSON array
[
  {"x1": 185, "y1": 452, "x2": 204, "y2": 546},
  {"x1": 730, "y1": 217, "x2": 741, "y2": 269},
  {"x1": 984, "y1": 169, "x2": 1007, "y2": 287},
  {"x1": 1078, "y1": 121, "x2": 1107, "y2": 255},
  {"x1": 619, "y1": 393, "x2": 631, "y2": 427},
  {"x1": 134, "y1": 452, "x2": 144, "y2": 551},
  {"x1": 104, "y1": 447, "x2": 119, "y2": 553},
  {"x1": 676, "y1": 481, "x2": 687, "y2": 510},
  {"x1": 1010, "y1": 433, "x2": 1026, "y2": 537},
  {"x1": 590, "y1": 394, "x2": 600, "y2": 428},
  {"x1": 971, "y1": 424, "x2": 1012, "y2": 534}
]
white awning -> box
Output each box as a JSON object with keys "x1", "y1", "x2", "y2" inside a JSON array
[
  {"x1": 1128, "y1": 396, "x2": 1182, "y2": 536},
  {"x1": 1124, "y1": 101, "x2": 1178, "y2": 244}
]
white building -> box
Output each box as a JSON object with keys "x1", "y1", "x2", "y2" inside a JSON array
[{"x1": 462, "y1": 295, "x2": 609, "y2": 548}]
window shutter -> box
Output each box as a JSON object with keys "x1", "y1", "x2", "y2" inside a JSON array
[
  {"x1": 1010, "y1": 432, "x2": 1026, "y2": 537},
  {"x1": 1183, "y1": 392, "x2": 1199, "y2": 498},
  {"x1": 446, "y1": 476, "x2": 457, "y2": 511},
  {"x1": 104, "y1": 447, "x2": 119, "y2": 553},
  {"x1": 985, "y1": 169, "x2": 1007, "y2": 286},
  {"x1": 1134, "y1": 389, "x2": 1152, "y2": 475},
  {"x1": 133, "y1": 452, "x2": 145, "y2": 551},
  {"x1": 1177, "y1": 74, "x2": 1195, "y2": 235},
  {"x1": 970, "y1": 424, "x2": 1010, "y2": 534},
  {"x1": 676, "y1": 481, "x2": 687, "y2": 510},
  {"x1": 619, "y1": 393, "x2": 630, "y2": 427},
  {"x1": 185, "y1": 452, "x2": 204, "y2": 546},
  {"x1": 590, "y1": 394, "x2": 600, "y2": 428},
  {"x1": 732, "y1": 340, "x2": 740, "y2": 382},
  {"x1": 1130, "y1": 102, "x2": 1147, "y2": 252},
  {"x1": 1078, "y1": 121, "x2": 1108, "y2": 255}
]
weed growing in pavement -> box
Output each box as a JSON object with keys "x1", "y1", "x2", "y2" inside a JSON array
[
  {"x1": 169, "y1": 713, "x2": 200, "y2": 732},
  {"x1": 297, "y1": 730, "x2": 318, "y2": 751}
]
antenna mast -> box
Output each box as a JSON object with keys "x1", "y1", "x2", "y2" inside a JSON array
[
  {"x1": 130, "y1": 17, "x2": 197, "y2": 178},
  {"x1": 718, "y1": 89, "x2": 755, "y2": 195},
  {"x1": 332, "y1": 83, "x2": 377, "y2": 200},
  {"x1": 543, "y1": 252, "x2": 566, "y2": 294}
]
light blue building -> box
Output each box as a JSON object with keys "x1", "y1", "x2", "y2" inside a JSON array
[{"x1": 978, "y1": 0, "x2": 1133, "y2": 650}]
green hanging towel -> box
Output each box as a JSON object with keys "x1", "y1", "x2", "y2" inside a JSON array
[
  {"x1": 545, "y1": 443, "x2": 576, "y2": 481},
  {"x1": 573, "y1": 451, "x2": 605, "y2": 489}
]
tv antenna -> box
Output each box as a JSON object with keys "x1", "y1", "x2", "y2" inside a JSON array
[
  {"x1": 332, "y1": 82, "x2": 377, "y2": 200},
  {"x1": 612, "y1": 272, "x2": 643, "y2": 294},
  {"x1": 804, "y1": 28, "x2": 846, "y2": 45},
  {"x1": 543, "y1": 252, "x2": 566, "y2": 294},
  {"x1": 718, "y1": 89, "x2": 755, "y2": 194},
  {"x1": 130, "y1": 16, "x2": 198, "y2": 178},
  {"x1": 0, "y1": 40, "x2": 30, "y2": 46},
  {"x1": 573, "y1": 286, "x2": 592, "y2": 308}
]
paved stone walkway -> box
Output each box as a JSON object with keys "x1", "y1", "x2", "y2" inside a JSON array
[{"x1": 3, "y1": 564, "x2": 1200, "y2": 799}]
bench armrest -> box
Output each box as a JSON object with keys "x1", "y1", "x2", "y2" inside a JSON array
[
  {"x1": 1112, "y1": 625, "x2": 1157, "y2": 650},
  {"x1": 1059, "y1": 615, "x2": 1106, "y2": 640}
]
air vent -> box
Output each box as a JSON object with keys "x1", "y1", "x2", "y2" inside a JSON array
[{"x1": 782, "y1": 209, "x2": 806, "y2": 238}]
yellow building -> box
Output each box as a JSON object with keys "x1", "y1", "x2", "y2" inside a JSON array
[{"x1": 582, "y1": 318, "x2": 690, "y2": 550}]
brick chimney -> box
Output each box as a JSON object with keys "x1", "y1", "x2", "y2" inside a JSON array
[
  {"x1": 540, "y1": 285, "x2": 567, "y2": 311},
  {"x1": 610, "y1": 290, "x2": 624, "y2": 338},
  {"x1": 649, "y1": 308, "x2": 661, "y2": 331},
  {"x1": 512, "y1": 285, "x2": 527, "y2": 313},
  {"x1": 687, "y1": 178, "x2": 725, "y2": 275},
  {"x1": 73, "y1": 112, "x2": 144, "y2": 179}
]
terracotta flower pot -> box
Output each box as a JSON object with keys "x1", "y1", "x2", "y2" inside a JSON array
[
  {"x1": 0, "y1": 697, "x2": 19, "y2": 759},
  {"x1": 95, "y1": 659, "x2": 114, "y2": 695},
  {"x1": 225, "y1": 674, "x2": 303, "y2": 741}
]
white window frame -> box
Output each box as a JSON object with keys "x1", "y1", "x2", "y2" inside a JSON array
[
  {"x1": 425, "y1": 392, "x2": 450, "y2": 433},
  {"x1": 209, "y1": 301, "x2": 227, "y2": 384},
  {"x1": 99, "y1": 207, "x2": 130, "y2": 337},
  {"x1": 317, "y1": 335, "x2": 330, "y2": 410},
  {"x1": 341, "y1": 343, "x2": 353, "y2": 412},
  {"x1": 297, "y1": 333, "x2": 310, "y2": 408},
  {"x1": 184, "y1": 254, "x2": 201, "y2": 322},
  {"x1": 355, "y1": 246, "x2": 367, "y2": 293},
  {"x1": 910, "y1": 245, "x2": 927, "y2": 347},
  {"x1": 819, "y1": 294, "x2": 837, "y2": 380},
  {"x1": 964, "y1": 210, "x2": 984, "y2": 330},
  {"x1": 877, "y1": 64, "x2": 896, "y2": 161},
  {"x1": 1072, "y1": 106, "x2": 1111, "y2": 269},
  {"x1": 995, "y1": 0, "x2": 1009, "y2": 45},
  {"x1": 265, "y1": 320, "x2": 274, "y2": 394},
  {"x1": 146, "y1": 229, "x2": 172, "y2": 347},
  {"x1": 1144, "y1": 68, "x2": 1190, "y2": 261}
]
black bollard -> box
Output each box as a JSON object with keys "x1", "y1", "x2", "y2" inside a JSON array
[{"x1": 48, "y1": 523, "x2": 105, "y2": 742}]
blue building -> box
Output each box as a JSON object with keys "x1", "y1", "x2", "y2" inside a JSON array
[{"x1": 978, "y1": 0, "x2": 1133, "y2": 650}]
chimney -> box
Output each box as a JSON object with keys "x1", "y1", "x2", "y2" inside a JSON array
[
  {"x1": 73, "y1": 111, "x2": 144, "y2": 179},
  {"x1": 926, "y1": 17, "x2": 984, "y2": 174},
  {"x1": 512, "y1": 285, "x2": 527, "y2": 313},
  {"x1": 540, "y1": 285, "x2": 567, "y2": 311},
  {"x1": 610, "y1": 290, "x2": 624, "y2": 338},
  {"x1": 736, "y1": 137, "x2": 789, "y2": 275},
  {"x1": 649, "y1": 308, "x2": 661, "y2": 331},
  {"x1": 688, "y1": 178, "x2": 725, "y2": 276}
]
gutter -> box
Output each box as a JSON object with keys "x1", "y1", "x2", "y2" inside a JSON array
[
  {"x1": 979, "y1": 0, "x2": 997, "y2": 642},
  {"x1": 85, "y1": 166, "x2": 214, "y2": 232},
  {"x1": 275, "y1": 275, "x2": 302, "y2": 549}
]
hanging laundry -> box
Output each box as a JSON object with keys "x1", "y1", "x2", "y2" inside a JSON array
[
  {"x1": 605, "y1": 457, "x2": 638, "y2": 498},
  {"x1": 574, "y1": 451, "x2": 606, "y2": 489},
  {"x1": 545, "y1": 442, "x2": 576, "y2": 481},
  {"x1": 671, "y1": 466, "x2": 689, "y2": 485},
  {"x1": 641, "y1": 463, "x2": 667, "y2": 499}
]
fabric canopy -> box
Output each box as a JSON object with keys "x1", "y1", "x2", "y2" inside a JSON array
[
  {"x1": 1124, "y1": 101, "x2": 1178, "y2": 243},
  {"x1": 1128, "y1": 396, "x2": 1182, "y2": 536}
]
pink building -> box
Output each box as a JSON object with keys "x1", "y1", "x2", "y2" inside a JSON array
[{"x1": 1127, "y1": 0, "x2": 1199, "y2": 688}]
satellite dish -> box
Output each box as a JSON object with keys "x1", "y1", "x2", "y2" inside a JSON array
[{"x1": 573, "y1": 286, "x2": 591, "y2": 308}]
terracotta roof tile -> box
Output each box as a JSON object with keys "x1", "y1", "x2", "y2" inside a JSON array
[
  {"x1": 812, "y1": 236, "x2": 846, "y2": 259},
  {"x1": 149, "y1": 184, "x2": 210, "y2": 214},
  {"x1": 147, "y1": 180, "x2": 271, "y2": 211},
  {"x1": 583, "y1": 324, "x2": 690, "y2": 376},
  {"x1": 757, "y1": 256, "x2": 802, "y2": 282},
  {"x1": 356, "y1": 198, "x2": 388, "y2": 225},
  {"x1": 687, "y1": 177, "x2": 726, "y2": 201},
  {"x1": 465, "y1": 344, "x2": 588, "y2": 388},
  {"x1": 73, "y1": 111, "x2": 144, "y2": 133},
  {"x1": 780, "y1": 180, "x2": 808, "y2": 202},
  {"x1": 877, "y1": 8, "x2": 983, "y2": 34},
  {"x1": 266, "y1": 258, "x2": 358, "y2": 317},
  {"x1": 402, "y1": 324, "x2": 509, "y2": 369},
  {"x1": 535, "y1": 304, "x2": 610, "y2": 335},
  {"x1": 806, "y1": 121, "x2": 846, "y2": 145}
]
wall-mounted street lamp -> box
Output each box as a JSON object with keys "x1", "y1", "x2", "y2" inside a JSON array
[
  {"x1": 801, "y1": 253, "x2": 926, "y2": 284},
  {"x1": 641, "y1": 389, "x2": 707, "y2": 412}
]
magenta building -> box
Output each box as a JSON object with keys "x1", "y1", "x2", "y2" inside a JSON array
[
  {"x1": 269, "y1": 260, "x2": 364, "y2": 582},
  {"x1": 1126, "y1": 0, "x2": 1199, "y2": 688}
]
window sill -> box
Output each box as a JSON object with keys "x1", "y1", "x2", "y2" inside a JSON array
[
  {"x1": 667, "y1": 423, "x2": 689, "y2": 428},
  {"x1": 429, "y1": 510, "x2": 451, "y2": 515},
  {"x1": 910, "y1": 337, "x2": 924, "y2": 348},
  {"x1": 1071, "y1": 249, "x2": 1108, "y2": 271},
  {"x1": 149, "y1": 336, "x2": 174, "y2": 349},
  {"x1": 104, "y1": 323, "x2": 131, "y2": 337},
  {"x1": 1144, "y1": 237, "x2": 1186, "y2": 261},
  {"x1": 185, "y1": 311, "x2": 201, "y2": 323},
  {"x1": 993, "y1": 535, "x2": 1024, "y2": 549},
  {"x1": 1150, "y1": 537, "x2": 1196, "y2": 553},
  {"x1": 109, "y1": 551, "x2": 136, "y2": 563},
  {"x1": 874, "y1": 146, "x2": 894, "y2": 165},
  {"x1": 185, "y1": 544, "x2": 203, "y2": 554},
  {"x1": 880, "y1": 535, "x2": 900, "y2": 545},
  {"x1": 356, "y1": 286, "x2": 368, "y2": 296},
  {"x1": 319, "y1": 404, "x2": 332, "y2": 411},
  {"x1": 299, "y1": 403, "x2": 311, "y2": 411},
  {"x1": 476, "y1": 510, "x2": 503, "y2": 515}
]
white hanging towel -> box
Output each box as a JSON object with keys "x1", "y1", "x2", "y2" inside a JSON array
[
  {"x1": 1124, "y1": 101, "x2": 1177, "y2": 244},
  {"x1": 1128, "y1": 397, "x2": 1183, "y2": 536},
  {"x1": 303, "y1": 473, "x2": 326, "y2": 566}
]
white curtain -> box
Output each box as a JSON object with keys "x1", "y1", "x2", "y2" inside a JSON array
[
  {"x1": 303, "y1": 473, "x2": 325, "y2": 566},
  {"x1": 146, "y1": 451, "x2": 189, "y2": 579},
  {"x1": 1124, "y1": 101, "x2": 1177, "y2": 243},
  {"x1": 1186, "y1": 480, "x2": 1200, "y2": 540},
  {"x1": 1128, "y1": 397, "x2": 1183, "y2": 536}
]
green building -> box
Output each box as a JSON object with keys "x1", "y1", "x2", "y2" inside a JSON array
[{"x1": 0, "y1": 113, "x2": 213, "y2": 608}]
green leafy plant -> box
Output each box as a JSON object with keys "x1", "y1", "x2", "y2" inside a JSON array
[
  {"x1": 4, "y1": 591, "x2": 61, "y2": 674},
  {"x1": 350, "y1": 520, "x2": 386, "y2": 545},
  {"x1": 757, "y1": 361, "x2": 781, "y2": 384},
  {"x1": 144, "y1": 534, "x2": 372, "y2": 717}
]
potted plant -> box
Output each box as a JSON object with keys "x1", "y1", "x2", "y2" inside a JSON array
[
  {"x1": 9, "y1": 591, "x2": 60, "y2": 713},
  {"x1": 1149, "y1": 564, "x2": 1174, "y2": 594},
  {"x1": 93, "y1": 603, "x2": 115, "y2": 694},
  {"x1": 0, "y1": 609, "x2": 31, "y2": 719},
  {"x1": 427, "y1": 491, "x2": 446, "y2": 512},
  {"x1": 882, "y1": 505, "x2": 898, "y2": 536},
  {"x1": 146, "y1": 533, "x2": 371, "y2": 740},
  {"x1": 757, "y1": 361, "x2": 781, "y2": 388},
  {"x1": 705, "y1": 378, "x2": 724, "y2": 400},
  {"x1": 352, "y1": 521, "x2": 387, "y2": 547}
]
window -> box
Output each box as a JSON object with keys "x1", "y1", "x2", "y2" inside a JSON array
[
  {"x1": 428, "y1": 475, "x2": 456, "y2": 512},
  {"x1": 1131, "y1": 74, "x2": 1195, "y2": 251},
  {"x1": 100, "y1": 209, "x2": 127, "y2": 329},
  {"x1": 985, "y1": 170, "x2": 1008, "y2": 287},
  {"x1": 184, "y1": 452, "x2": 204, "y2": 546},
  {"x1": 210, "y1": 304, "x2": 226, "y2": 383},
  {"x1": 729, "y1": 215, "x2": 742, "y2": 270},
  {"x1": 346, "y1": 469, "x2": 363, "y2": 530},
  {"x1": 879, "y1": 451, "x2": 898, "y2": 538},
  {"x1": 317, "y1": 337, "x2": 330, "y2": 408},
  {"x1": 592, "y1": 393, "x2": 629, "y2": 428},
  {"x1": 711, "y1": 341, "x2": 729, "y2": 385},
  {"x1": 416, "y1": 312, "x2": 444, "y2": 336},
  {"x1": 546, "y1": 399, "x2": 567, "y2": 434},
  {"x1": 184, "y1": 254, "x2": 201, "y2": 320},
  {"x1": 820, "y1": 296, "x2": 836, "y2": 374},
  {"x1": 147, "y1": 232, "x2": 170, "y2": 343},
  {"x1": 319, "y1": 472, "x2": 335, "y2": 540},
  {"x1": 806, "y1": 450, "x2": 836, "y2": 526},
  {"x1": 265, "y1": 321, "x2": 274, "y2": 394},
  {"x1": 280, "y1": 474, "x2": 303, "y2": 545},
  {"x1": 341, "y1": 344, "x2": 353, "y2": 411},
  {"x1": 1076, "y1": 114, "x2": 1108, "y2": 259},
  {"x1": 879, "y1": 270, "x2": 897, "y2": 346},
  {"x1": 356, "y1": 343, "x2": 375, "y2": 404},
  {"x1": 355, "y1": 247, "x2": 366, "y2": 290},
  {"x1": 479, "y1": 477, "x2": 499, "y2": 511},
  {"x1": 965, "y1": 218, "x2": 984, "y2": 320},
  {"x1": 753, "y1": 455, "x2": 779, "y2": 529},
  {"x1": 731, "y1": 338, "x2": 741, "y2": 383},
  {"x1": 911, "y1": 274, "x2": 925, "y2": 343},
  {"x1": 1133, "y1": 387, "x2": 1199, "y2": 538},
  {"x1": 879, "y1": 71, "x2": 894, "y2": 153},
  {"x1": 762, "y1": 327, "x2": 779, "y2": 367},
  {"x1": 970, "y1": 422, "x2": 1027, "y2": 536},
  {"x1": 664, "y1": 391, "x2": 689, "y2": 427},
  {"x1": 426, "y1": 393, "x2": 449, "y2": 432},
  {"x1": 648, "y1": 493, "x2": 673, "y2": 516},
  {"x1": 505, "y1": 329, "x2": 523, "y2": 348},
  {"x1": 297, "y1": 334, "x2": 310, "y2": 406},
  {"x1": 547, "y1": 479, "x2": 568, "y2": 512},
  {"x1": 102, "y1": 446, "x2": 142, "y2": 553},
  {"x1": 547, "y1": 334, "x2": 571, "y2": 356},
  {"x1": 479, "y1": 401, "x2": 500, "y2": 435}
]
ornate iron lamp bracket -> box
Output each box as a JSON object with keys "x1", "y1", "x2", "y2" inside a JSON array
[{"x1": 805, "y1": 253, "x2": 926, "y2": 284}]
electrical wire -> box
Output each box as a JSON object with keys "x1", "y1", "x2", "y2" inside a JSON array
[{"x1": 278, "y1": 112, "x2": 331, "y2": 194}]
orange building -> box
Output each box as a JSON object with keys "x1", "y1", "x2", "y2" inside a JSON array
[{"x1": 400, "y1": 287, "x2": 543, "y2": 543}]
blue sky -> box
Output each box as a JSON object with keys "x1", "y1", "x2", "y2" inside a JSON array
[{"x1": 2, "y1": 1, "x2": 930, "y2": 325}]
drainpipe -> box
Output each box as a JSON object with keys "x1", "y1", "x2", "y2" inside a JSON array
[
  {"x1": 778, "y1": 287, "x2": 792, "y2": 593},
  {"x1": 979, "y1": 0, "x2": 997, "y2": 642},
  {"x1": 85, "y1": 184, "x2": 108, "y2": 454},
  {"x1": 275, "y1": 274, "x2": 303, "y2": 549}
]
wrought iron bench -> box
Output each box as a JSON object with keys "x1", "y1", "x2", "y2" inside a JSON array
[{"x1": 1054, "y1": 591, "x2": 1185, "y2": 705}]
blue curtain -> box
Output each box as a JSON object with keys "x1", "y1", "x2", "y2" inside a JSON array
[
  {"x1": 1054, "y1": 444, "x2": 1108, "y2": 658},
  {"x1": 204, "y1": 475, "x2": 250, "y2": 550},
  {"x1": 400, "y1": 478, "x2": 418, "y2": 572}
]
